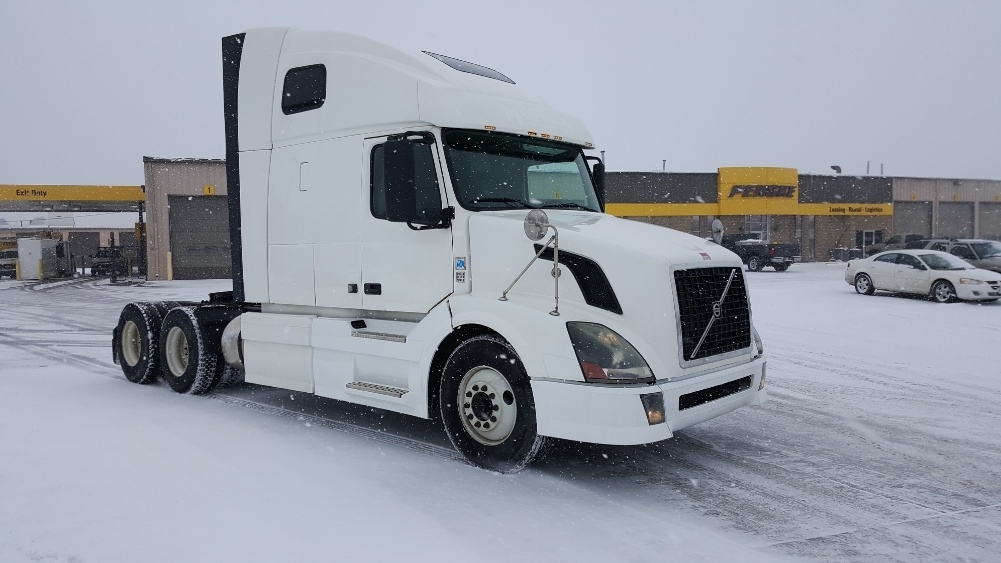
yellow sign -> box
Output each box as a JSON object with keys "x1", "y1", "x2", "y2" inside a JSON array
[
  {"x1": 717, "y1": 167, "x2": 800, "y2": 215},
  {"x1": 203, "y1": 185, "x2": 216, "y2": 195},
  {"x1": 0, "y1": 185, "x2": 144, "y2": 202}
]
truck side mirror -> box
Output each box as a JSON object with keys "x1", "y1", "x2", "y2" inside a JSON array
[
  {"x1": 592, "y1": 161, "x2": 606, "y2": 212},
  {"x1": 383, "y1": 139, "x2": 418, "y2": 223}
]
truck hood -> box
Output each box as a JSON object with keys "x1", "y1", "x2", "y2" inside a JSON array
[
  {"x1": 466, "y1": 210, "x2": 744, "y2": 318},
  {"x1": 470, "y1": 209, "x2": 740, "y2": 264}
]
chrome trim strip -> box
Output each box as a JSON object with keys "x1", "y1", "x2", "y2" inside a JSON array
[
  {"x1": 346, "y1": 381, "x2": 408, "y2": 398},
  {"x1": 351, "y1": 330, "x2": 407, "y2": 343}
]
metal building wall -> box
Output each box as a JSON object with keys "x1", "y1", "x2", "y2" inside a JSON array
[
  {"x1": 607, "y1": 172, "x2": 718, "y2": 204},
  {"x1": 143, "y1": 157, "x2": 227, "y2": 280},
  {"x1": 893, "y1": 177, "x2": 1001, "y2": 238}
]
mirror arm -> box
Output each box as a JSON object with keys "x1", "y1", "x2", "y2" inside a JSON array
[{"x1": 500, "y1": 233, "x2": 556, "y2": 303}]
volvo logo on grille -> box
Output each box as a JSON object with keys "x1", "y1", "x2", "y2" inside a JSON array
[{"x1": 690, "y1": 268, "x2": 738, "y2": 360}]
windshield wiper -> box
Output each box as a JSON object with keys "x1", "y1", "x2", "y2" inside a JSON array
[
  {"x1": 472, "y1": 197, "x2": 533, "y2": 209},
  {"x1": 538, "y1": 202, "x2": 597, "y2": 212}
]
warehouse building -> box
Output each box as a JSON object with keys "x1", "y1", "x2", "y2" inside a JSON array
[
  {"x1": 607, "y1": 168, "x2": 1001, "y2": 261},
  {"x1": 131, "y1": 159, "x2": 1001, "y2": 280},
  {"x1": 142, "y1": 157, "x2": 229, "y2": 280}
]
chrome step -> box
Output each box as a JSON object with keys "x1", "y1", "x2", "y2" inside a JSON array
[
  {"x1": 345, "y1": 381, "x2": 408, "y2": 398},
  {"x1": 350, "y1": 330, "x2": 406, "y2": 343}
]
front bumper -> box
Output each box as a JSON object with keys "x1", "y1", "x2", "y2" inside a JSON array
[
  {"x1": 531, "y1": 357, "x2": 767, "y2": 445},
  {"x1": 955, "y1": 283, "x2": 1001, "y2": 300}
]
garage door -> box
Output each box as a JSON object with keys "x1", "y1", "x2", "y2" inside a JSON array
[
  {"x1": 168, "y1": 195, "x2": 231, "y2": 280},
  {"x1": 979, "y1": 203, "x2": 1001, "y2": 239},
  {"x1": 938, "y1": 202, "x2": 974, "y2": 238},
  {"x1": 893, "y1": 201, "x2": 932, "y2": 236}
]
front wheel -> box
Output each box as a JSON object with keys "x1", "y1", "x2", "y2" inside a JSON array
[
  {"x1": 747, "y1": 256, "x2": 763, "y2": 272},
  {"x1": 930, "y1": 280, "x2": 957, "y2": 303},
  {"x1": 440, "y1": 335, "x2": 548, "y2": 473},
  {"x1": 855, "y1": 273, "x2": 875, "y2": 295}
]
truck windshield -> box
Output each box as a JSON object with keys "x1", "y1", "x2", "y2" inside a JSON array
[{"x1": 442, "y1": 129, "x2": 600, "y2": 212}]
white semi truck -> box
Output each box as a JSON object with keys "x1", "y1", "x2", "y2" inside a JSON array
[{"x1": 112, "y1": 27, "x2": 767, "y2": 472}]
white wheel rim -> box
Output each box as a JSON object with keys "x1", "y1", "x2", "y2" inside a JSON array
[
  {"x1": 857, "y1": 276, "x2": 870, "y2": 293},
  {"x1": 165, "y1": 326, "x2": 189, "y2": 376},
  {"x1": 121, "y1": 320, "x2": 142, "y2": 367},
  {"x1": 935, "y1": 283, "x2": 953, "y2": 301},
  {"x1": 458, "y1": 366, "x2": 517, "y2": 446}
]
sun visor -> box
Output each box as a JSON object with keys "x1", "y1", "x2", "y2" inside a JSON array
[{"x1": 418, "y1": 82, "x2": 594, "y2": 148}]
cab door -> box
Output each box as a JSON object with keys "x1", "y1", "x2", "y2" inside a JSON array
[{"x1": 360, "y1": 134, "x2": 454, "y2": 313}]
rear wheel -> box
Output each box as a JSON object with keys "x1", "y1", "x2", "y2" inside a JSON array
[
  {"x1": 854, "y1": 273, "x2": 875, "y2": 295},
  {"x1": 117, "y1": 302, "x2": 162, "y2": 384},
  {"x1": 747, "y1": 256, "x2": 763, "y2": 272},
  {"x1": 159, "y1": 306, "x2": 220, "y2": 394},
  {"x1": 440, "y1": 335, "x2": 548, "y2": 473},
  {"x1": 773, "y1": 263, "x2": 789, "y2": 272},
  {"x1": 930, "y1": 280, "x2": 956, "y2": 303}
]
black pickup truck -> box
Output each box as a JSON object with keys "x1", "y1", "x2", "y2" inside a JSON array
[{"x1": 717, "y1": 234, "x2": 801, "y2": 272}]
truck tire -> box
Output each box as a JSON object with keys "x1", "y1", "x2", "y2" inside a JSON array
[
  {"x1": 117, "y1": 302, "x2": 163, "y2": 384},
  {"x1": 747, "y1": 256, "x2": 763, "y2": 272},
  {"x1": 439, "y1": 335, "x2": 548, "y2": 473},
  {"x1": 159, "y1": 306, "x2": 220, "y2": 395},
  {"x1": 773, "y1": 263, "x2": 789, "y2": 272}
]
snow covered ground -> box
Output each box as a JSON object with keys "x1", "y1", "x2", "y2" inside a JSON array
[{"x1": 2, "y1": 263, "x2": 999, "y2": 562}]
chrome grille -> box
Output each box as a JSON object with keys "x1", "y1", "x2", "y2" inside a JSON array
[{"x1": 674, "y1": 267, "x2": 751, "y2": 362}]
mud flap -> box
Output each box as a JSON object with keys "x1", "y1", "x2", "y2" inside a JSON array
[{"x1": 111, "y1": 325, "x2": 121, "y2": 365}]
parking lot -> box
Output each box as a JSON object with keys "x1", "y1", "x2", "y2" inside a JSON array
[{"x1": 2, "y1": 263, "x2": 1000, "y2": 562}]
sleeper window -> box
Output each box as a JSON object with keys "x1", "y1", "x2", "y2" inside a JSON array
[{"x1": 282, "y1": 64, "x2": 326, "y2": 115}]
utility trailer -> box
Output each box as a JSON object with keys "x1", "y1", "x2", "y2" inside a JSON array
[{"x1": 113, "y1": 28, "x2": 767, "y2": 472}]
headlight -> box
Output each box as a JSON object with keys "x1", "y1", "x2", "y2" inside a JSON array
[
  {"x1": 566, "y1": 322, "x2": 655, "y2": 384},
  {"x1": 752, "y1": 326, "x2": 764, "y2": 358},
  {"x1": 959, "y1": 278, "x2": 983, "y2": 285}
]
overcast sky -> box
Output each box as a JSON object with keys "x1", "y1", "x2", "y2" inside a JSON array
[{"x1": 2, "y1": 0, "x2": 999, "y2": 186}]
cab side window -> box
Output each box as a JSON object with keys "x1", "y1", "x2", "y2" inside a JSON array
[
  {"x1": 874, "y1": 253, "x2": 898, "y2": 264},
  {"x1": 896, "y1": 254, "x2": 921, "y2": 268},
  {"x1": 371, "y1": 143, "x2": 442, "y2": 221}
]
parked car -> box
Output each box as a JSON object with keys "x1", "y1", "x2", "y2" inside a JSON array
[
  {"x1": 903, "y1": 238, "x2": 1001, "y2": 274},
  {"x1": 90, "y1": 248, "x2": 128, "y2": 276},
  {"x1": 716, "y1": 234, "x2": 801, "y2": 272},
  {"x1": 0, "y1": 249, "x2": 17, "y2": 278},
  {"x1": 845, "y1": 249, "x2": 1001, "y2": 303},
  {"x1": 864, "y1": 233, "x2": 925, "y2": 256}
]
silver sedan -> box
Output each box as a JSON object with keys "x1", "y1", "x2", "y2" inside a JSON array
[{"x1": 845, "y1": 249, "x2": 1001, "y2": 303}]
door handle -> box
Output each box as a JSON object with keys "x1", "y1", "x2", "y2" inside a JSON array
[{"x1": 364, "y1": 283, "x2": 382, "y2": 295}]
